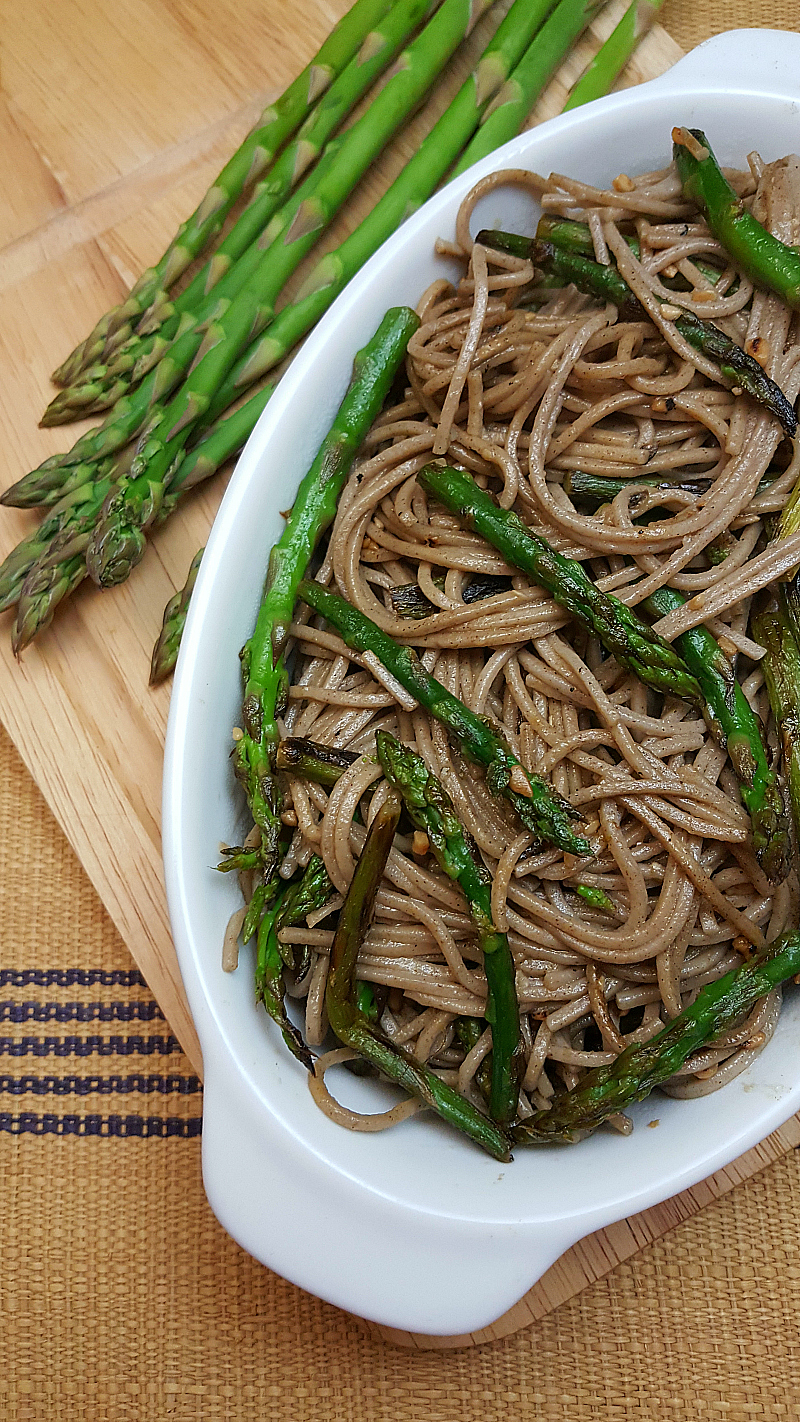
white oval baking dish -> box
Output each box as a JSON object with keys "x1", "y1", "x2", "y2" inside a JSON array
[{"x1": 163, "y1": 28, "x2": 800, "y2": 1335}]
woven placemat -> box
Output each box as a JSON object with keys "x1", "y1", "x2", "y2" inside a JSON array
[{"x1": 5, "y1": 0, "x2": 800, "y2": 1414}]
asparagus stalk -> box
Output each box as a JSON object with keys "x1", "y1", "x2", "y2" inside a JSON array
[
  {"x1": 562, "y1": 0, "x2": 664, "y2": 111},
  {"x1": 254, "y1": 854, "x2": 334, "y2": 1070},
  {"x1": 46, "y1": 0, "x2": 439, "y2": 422},
  {"x1": 478, "y1": 227, "x2": 798, "y2": 436},
  {"x1": 450, "y1": 0, "x2": 607, "y2": 177},
  {"x1": 376, "y1": 730, "x2": 521, "y2": 1124},
  {"x1": 419, "y1": 463, "x2": 789, "y2": 878},
  {"x1": 275, "y1": 738, "x2": 360, "y2": 786},
  {"x1": 82, "y1": 0, "x2": 498, "y2": 588},
  {"x1": 511, "y1": 928, "x2": 800, "y2": 1144},
  {"x1": 297, "y1": 578, "x2": 589, "y2": 856},
  {"x1": 325, "y1": 786, "x2": 512, "y2": 1160},
  {"x1": 565, "y1": 469, "x2": 712, "y2": 509},
  {"x1": 51, "y1": 0, "x2": 396, "y2": 388},
  {"x1": 673, "y1": 127, "x2": 800, "y2": 310},
  {"x1": 6, "y1": 0, "x2": 557, "y2": 512},
  {"x1": 201, "y1": 0, "x2": 575, "y2": 402},
  {"x1": 149, "y1": 548, "x2": 203, "y2": 685},
  {"x1": 226, "y1": 307, "x2": 419, "y2": 884},
  {"x1": 9, "y1": 385, "x2": 274, "y2": 651},
  {"x1": 643, "y1": 586, "x2": 788, "y2": 884},
  {"x1": 751, "y1": 592, "x2": 800, "y2": 846},
  {"x1": 418, "y1": 464, "x2": 703, "y2": 705}
]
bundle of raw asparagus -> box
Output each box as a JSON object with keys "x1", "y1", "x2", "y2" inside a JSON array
[{"x1": 0, "y1": 0, "x2": 664, "y2": 671}]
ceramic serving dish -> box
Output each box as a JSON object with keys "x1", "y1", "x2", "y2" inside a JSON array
[{"x1": 163, "y1": 29, "x2": 800, "y2": 1334}]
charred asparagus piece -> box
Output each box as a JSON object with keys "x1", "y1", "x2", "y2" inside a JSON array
[
  {"x1": 476, "y1": 226, "x2": 797, "y2": 437},
  {"x1": 297, "y1": 578, "x2": 589, "y2": 857},
  {"x1": 376, "y1": 730, "x2": 520, "y2": 1124},
  {"x1": 324, "y1": 787, "x2": 512, "y2": 1160},
  {"x1": 512, "y1": 928, "x2": 800, "y2": 1144}
]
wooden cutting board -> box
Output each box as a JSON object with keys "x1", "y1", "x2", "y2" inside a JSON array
[{"x1": 4, "y1": 0, "x2": 796, "y2": 1348}]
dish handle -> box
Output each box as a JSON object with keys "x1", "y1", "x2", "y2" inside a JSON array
[
  {"x1": 644, "y1": 27, "x2": 800, "y2": 97},
  {"x1": 199, "y1": 1058, "x2": 581, "y2": 1336}
]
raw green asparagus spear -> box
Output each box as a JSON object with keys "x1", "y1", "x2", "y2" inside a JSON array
[
  {"x1": 511, "y1": 928, "x2": 800, "y2": 1144},
  {"x1": 450, "y1": 0, "x2": 606, "y2": 177},
  {"x1": 376, "y1": 730, "x2": 520, "y2": 1124},
  {"x1": 205, "y1": 0, "x2": 570, "y2": 401},
  {"x1": 418, "y1": 464, "x2": 703, "y2": 705},
  {"x1": 477, "y1": 228, "x2": 798, "y2": 436},
  {"x1": 8, "y1": 385, "x2": 273, "y2": 650},
  {"x1": 673, "y1": 127, "x2": 800, "y2": 310},
  {"x1": 297, "y1": 578, "x2": 589, "y2": 856},
  {"x1": 149, "y1": 548, "x2": 203, "y2": 685},
  {"x1": 51, "y1": 0, "x2": 396, "y2": 388},
  {"x1": 562, "y1": 0, "x2": 664, "y2": 111},
  {"x1": 10, "y1": 475, "x2": 120, "y2": 652},
  {"x1": 225, "y1": 307, "x2": 419, "y2": 884},
  {"x1": 83, "y1": 0, "x2": 497, "y2": 588},
  {"x1": 18, "y1": 0, "x2": 560, "y2": 496},
  {"x1": 643, "y1": 585, "x2": 788, "y2": 884},
  {"x1": 325, "y1": 786, "x2": 512, "y2": 1160},
  {"x1": 275, "y1": 738, "x2": 360, "y2": 786},
  {"x1": 751, "y1": 592, "x2": 800, "y2": 846},
  {"x1": 0, "y1": 473, "x2": 113, "y2": 610},
  {"x1": 46, "y1": 0, "x2": 438, "y2": 422}
]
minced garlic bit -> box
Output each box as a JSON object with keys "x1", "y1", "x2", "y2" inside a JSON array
[
  {"x1": 509, "y1": 764, "x2": 534, "y2": 797},
  {"x1": 613, "y1": 173, "x2": 635, "y2": 193},
  {"x1": 746, "y1": 336, "x2": 770, "y2": 368},
  {"x1": 659, "y1": 303, "x2": 682, "y2": 320},
  {"x1": 691, "y1": 289, "x2": 715, "y2": 302},
  {"x1": 231, "y1": 725, "x2": 244, "y2": 742},
  {"x1": 412, "y1": 831, "x2": 430, "y2": 858}
]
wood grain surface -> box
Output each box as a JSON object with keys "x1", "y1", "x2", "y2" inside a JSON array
[{"x1": 3, "y1": 0, "x2": 797, "y2": 1348}]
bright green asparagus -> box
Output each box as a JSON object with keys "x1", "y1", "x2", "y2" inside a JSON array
[
  {"x1": 6, "y1": 0, "x2": 558, "y2": 511},
  {"x1": 512, "y1": 928, "x2": 800, "y2": 1144},
  {"x1": 450, "y1": 0, "x2": 606, "y2": 176},
  {"x1": 562, "y1": 0, "x2": 664, "y2": 110},
  {"x1": 297, "y1": 578, "x2": 590, "y2": 857},
  {"x1": 52, "y1": 0, "x2": 396, "y2": 389},
  {"x1": 324, "y1": 787, "x2": 512, "y2": 1161},
  {"x1": 45, "y1": 0, "x2": 437, "y2": 422},
  {"x1": 227, "y1": 307, "x2": 419, "y2": 886},
  {"x1": 150, "y1": 548, "x2": 204, "y2": 685},
  {"x1": 376, "y1": 731, "x2": 521, "y2": 1124},
  {"x1": 10, "y1": 385, "x2": 274, "y2": 652},
  {"x1": 673, "y1": 127, "x2": 800, "y2": 310},
  {"x1": 83, "y1": 0, "x2": 497, "y2": 588}
]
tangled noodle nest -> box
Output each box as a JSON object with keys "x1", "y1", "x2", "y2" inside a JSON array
[{"x1": 236, "y1": 151, "x2": 800, "y2": 1129}]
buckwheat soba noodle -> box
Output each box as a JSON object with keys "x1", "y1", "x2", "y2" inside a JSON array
[{"x1": 231, "y1": 145, "x2": 800, "y2": 1143}]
